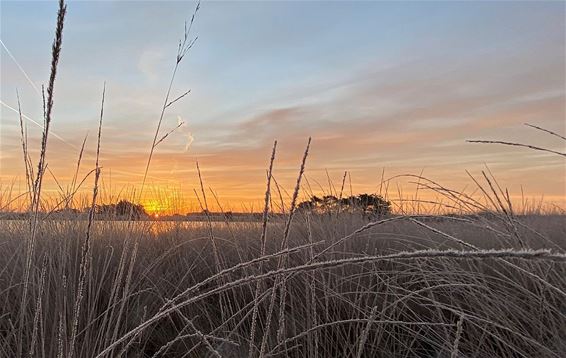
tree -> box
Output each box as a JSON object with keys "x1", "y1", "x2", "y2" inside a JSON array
[
  {"x1": 95, "y1": 200, "x2": 148, "y2": 220},
  {"x1": 298, "y1": 193, "x2": 391, "y2": 217},
  {"x1": 116, "y1": 200, "x2": 148, "y2": 219},
  {"x1": 352, "y1": 193, "x2": 391, "y2": 217}
]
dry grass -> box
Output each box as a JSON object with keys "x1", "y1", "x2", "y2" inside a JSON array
[
  {"x1": 0, "y1": 214, "x2": 565, "y2": 357},
  {"x1": 1, "y1": 1, "x2": 565, "y2": 357}
]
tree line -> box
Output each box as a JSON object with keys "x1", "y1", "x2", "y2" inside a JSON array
[
  {"x1": 298, "y1": 193, "x2": 391, "y2": 217},
  {"x1": 45, "y1": 194, "x2": 391, "y2": 220}
]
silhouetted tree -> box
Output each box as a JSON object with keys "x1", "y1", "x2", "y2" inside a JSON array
[
  {"x1": 298, "y1": 193, "x2": 391, "y2": 218},
  {"x1": 352, "y1": 193, "x2": 391, "y2": 217},
  {"x1": 116, "y1": 200, "x2": 148, "y2": 219},
  {"x1": 95, "y1": 200, "x2": 148, "y2": 220},
  {"x1": 94, "y1": 203, "x2": 115, "y2": 216}
]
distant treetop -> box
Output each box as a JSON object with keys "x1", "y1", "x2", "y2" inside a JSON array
[
  {"x1": 298, "y1": 193, "x2": 391, "y2": 217},
  {"x1": 95, "y1": 200, "x2": 149, "y2": 220}
]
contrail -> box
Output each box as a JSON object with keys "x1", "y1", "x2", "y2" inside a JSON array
[
  {"x1": 0, "y1": 39, "x2": 41, "y2": 96},
  {"x1": 110, "y1": 169, "x2": 175, "y2": 182},
  {"x1": 1, "y1": 39, "x2": 62, "y2": 176},
  {"x1": 0, "y1": 99, "x2": 76, "y2": 148},
  {"x1": 2, "y1": 101, "x2": 169, "y2": 182},
  {"x1": 1, "y1": 38, "x2": 76, "y2": 148},
  {"x1": 177, "y1": 115, "x2": 194, "y2": 152},
  {"x1": 1, "y1": 38, "x2": 171, "y2": 184}
]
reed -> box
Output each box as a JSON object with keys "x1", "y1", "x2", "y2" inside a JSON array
[
  {"x1": 249, "y1": 140, "x2": 277, "y2": 357},
  {"x1": 68, "y1": 82, "x2": 105, "y2": 358},
  {"x1": 18, "y1": 1, "x2": 66, "y2": 357},
  {"x1": 2, "y1": 2, "x2": 565, "y2": 358},
  {"x1": 1, "y1": 214, "x2": 565, "y2": 357}
]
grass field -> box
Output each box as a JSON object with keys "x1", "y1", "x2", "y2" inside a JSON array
[
  {"x1": 1, "y1": 212, "x2": 565, "y2": 357},
  {"x1": 1, "y1": 1, "x2": 565, "y2": 357}
]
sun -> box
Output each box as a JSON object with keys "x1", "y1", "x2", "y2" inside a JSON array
[{"x1": 143, "y1": 199, "x2": 165, "y2": 216}]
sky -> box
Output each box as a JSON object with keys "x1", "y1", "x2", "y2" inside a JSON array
[{"x1": 1, "y1": 0, "x2": 565, "y2": 214}]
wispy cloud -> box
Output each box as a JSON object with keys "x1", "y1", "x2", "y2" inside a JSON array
[{"x1": 137, "y1": 48, "x2": 167, "y2": 82}]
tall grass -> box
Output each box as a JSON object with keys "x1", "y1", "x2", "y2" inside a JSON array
[
  {"x1": 1, "y1": 1, "x2": 565, "y2": 358},
  {"x1": 1, "y1": 214, "x2": 565, "y2": 357}
]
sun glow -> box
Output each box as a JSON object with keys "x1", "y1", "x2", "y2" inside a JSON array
[
  {"x1": 141, "y1": 192, "x2": 183, "y2": 216},
  {"x1": 143, "y1": 199, "x2": 165, "y2": 216}
]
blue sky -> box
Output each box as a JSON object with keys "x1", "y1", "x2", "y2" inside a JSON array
[{"x1": 1, "y1": 1, "x2": 564, "y2": 210}]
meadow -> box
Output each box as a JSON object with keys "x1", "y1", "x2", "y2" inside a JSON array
[
  {"x1": 1, "y1": 1, "x2": 565, "y2": 357},
  {"x1": 1, "y1": 210, "x2": 565, "y2": 357}
]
